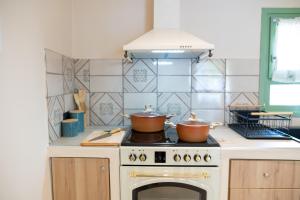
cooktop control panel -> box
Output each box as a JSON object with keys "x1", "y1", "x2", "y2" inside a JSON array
[{"x1": 120, "y1": 146, "x2": 220, "y2": 166}]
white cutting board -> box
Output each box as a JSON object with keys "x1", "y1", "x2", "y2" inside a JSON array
[{"x1": 80, "y1": 130, "x2": 125, "y2": 146}]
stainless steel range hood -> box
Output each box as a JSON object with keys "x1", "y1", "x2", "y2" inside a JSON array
[{"x1": 123, "y1": 0, "x2": 214, "y2": 60}]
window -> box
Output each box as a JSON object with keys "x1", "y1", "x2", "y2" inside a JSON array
[{"x1": 260, "y1": 8, "x2": 300, "y2": 116}]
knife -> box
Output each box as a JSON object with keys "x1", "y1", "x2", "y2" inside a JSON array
[{"x1": 88, "y1": 128, "x2": 123, "y2": 142}]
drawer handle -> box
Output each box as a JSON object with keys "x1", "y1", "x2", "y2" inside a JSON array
[{"x1": 263, "y1": 172, "x2": 270, "y2": 177}]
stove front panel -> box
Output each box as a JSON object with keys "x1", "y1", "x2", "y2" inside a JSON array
[{"x1": 120, "y1": 146, "x2": 220, "y2": 166}]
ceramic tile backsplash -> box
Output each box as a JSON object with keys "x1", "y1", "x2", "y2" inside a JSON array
[
  {"x1": 74, "y1": 59, "x2": 90, "y2": 92},
  {"x1": 158, "y1": 76, "x2": 191, "y2": 92},
  {"x1": 75, "y1": 59, "x2": 90, "y2": 76},
  {"x1": 123, "y1": 59, "x2": 157, "y2": 76},
  {"x1": 124, "y1": 75, "x2": 157, "y2": 93},
  {"x1": 158, "y1": 93, "x2": 191, "y2": 123},
  {"x1": 226, "y1": 59, "x2": 259, "y2": 75},
  {"x1": 225, "y1": 92, "x2": 259, "y2": 108},
  {"x1": 192, "y1": 59, "x2": 225, "y2": 75},
  {"x1": 124, "y1": 93, "x2": 157, "y2": 109},
  {"x1": 47, "y1": 95, "x2": 64, "y2": 142},
  {"x1": 63, "y1": 56, "x2": 74, "y2": 94},
  {"x1": 45, "y1": 49, "x2": 63, "y2": 74},
  {"x1": 46, "y1": 74, "x2": 64, "y2": 97},
  {"x1": 46, "y1": 50, "x2": 261, "y2": 142},
  {"x1": 158, "y1": 59, "x2": 191, "y2": 75},
  {"x1": 192, "y1": 93, "x2": 224, "y2": 109},
  {"x1": 90, "y1": 93, "x2": 123, "y2": 126},
  {"x1": 192, "y1": 76, "x2": 225, "y2": 92},
  {"x1": 192, "y1": 109, "x2": 225, "y2": 123},
  {"x1": 45, "y1": 49, "x2": 76, "y2": 143},
  {"x1": 226, "y1": 76, "x2": 259, "y2": 92},
  {"x1": 90, "y1": 59, "x2": 122, "y2": 75},
  {"x1": 90, "y1": 76, "x2": 123, "y2": 92}
]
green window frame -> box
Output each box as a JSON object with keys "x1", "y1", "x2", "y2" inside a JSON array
[{"x1": 260, "y1": 8, "x2": 300, "y2": 116}]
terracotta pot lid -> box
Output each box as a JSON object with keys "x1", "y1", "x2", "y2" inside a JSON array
[
  {"x1": 131, "y1": 112, "x2": 166, "y2": 118},
  {"x1": 177, "y1": 121, "x2": 209, "y2": 126}
]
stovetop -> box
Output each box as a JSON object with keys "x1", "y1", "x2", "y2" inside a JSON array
[{"x1": 121, "y1": 127, "x2": 220, "y2": 147}]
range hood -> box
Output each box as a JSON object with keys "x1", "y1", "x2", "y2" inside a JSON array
[{"x1": 123, "y1": 0, "x2": 214, "y2": 60}]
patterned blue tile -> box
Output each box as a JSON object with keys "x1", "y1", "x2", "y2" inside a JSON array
[
  {"x1": 48, "y1": 95, "x2": 64, "y2": 142},
  {"x1": 63, "y1": 56, "x2": 74, "y2": 94},
  {"x1": 192, "y1": 58, "x2": 225, "y2": 75},
  {"x1": 123, "y1": 59, "x2": 157, "y2": 76},
  {"x1": 192, "y1": 76, "x2": 225, "y2": 92},
  {"x1": 124, "y1": 75, "x2": 157, "y2": 92},
  {"x1": 90, "y1": 93, "x2": 123, "y2": 126},
  {"x1": 158, "y1": 93, "x2": 191, "y2": 123}
]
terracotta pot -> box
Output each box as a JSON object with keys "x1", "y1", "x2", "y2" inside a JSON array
[
  {"x1": 130, "y1": 112, "x2": 167, "y2": 132},
  {"x1": 176, "y1": 121, "x2": 210, "y2": 142}
]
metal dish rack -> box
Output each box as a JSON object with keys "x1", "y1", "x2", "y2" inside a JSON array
[{"x1": 228, "y1": 105, "x2": 293, "y2": 140}]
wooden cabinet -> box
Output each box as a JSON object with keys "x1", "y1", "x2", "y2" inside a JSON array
[
  {"x1": 51, "y1": 158, "x2": 110, "y2": 200},
  {"x1": 229, "y1": 160, "x2": 300, "y2": 200},
  {"x1": 230, "y1": 189, "x2": 300, "y2": 200}
]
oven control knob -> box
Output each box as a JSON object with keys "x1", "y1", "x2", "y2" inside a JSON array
[
  {"x1": 139, "y1": 154, "x2": 147, "y2": 162},
  {"x1": 173, "y1": 154, "x2": 181, "y2": 162},
  {"x1": 194, "y1": 154, "x2": 201, "y2": 162},
  {"x1": 204, "y1": 154, "x2": 211, "y2": 162},
  {"x1": 184, "y1": 154, "x2": 191, "y2": 162},
  {"x1": 129, "y1": 154, "x2": 137, "y2": 162}
]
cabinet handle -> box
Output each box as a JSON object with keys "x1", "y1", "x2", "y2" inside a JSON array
[
  {"x1": 263, "y1": 172, "x2": 270, "y2": 177},
  {"x1": 100, "y1": 166, "x2": 105, "y2": 171}
]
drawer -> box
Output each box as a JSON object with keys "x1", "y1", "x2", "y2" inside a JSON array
[
  {"x1": 230, "y1": 160, "x2": 300, "y2": 189},
  {"x1": 230, "y1": 189, "x2": 300, "y2": 200}
]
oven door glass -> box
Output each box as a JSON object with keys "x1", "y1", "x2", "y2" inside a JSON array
[{"x1": 132, "y1": 182, "x2": 207, "y2": 200}]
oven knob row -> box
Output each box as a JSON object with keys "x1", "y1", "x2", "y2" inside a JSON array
[
  {"x1": 173, "y1": 154, "x2": 211, "y2": 162},
  {"x1": 129, "y1": 153, "x2": 147, "y2": 162}
]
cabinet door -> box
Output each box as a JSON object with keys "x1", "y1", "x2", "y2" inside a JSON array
[
  {"x1": 230, "y1": 160, "x2": 300, "y2": 189},
  {"x1": 230, "y1": 189, "x2": 300, "y2": 200},
  {"x1": 52, "y1": 158, "x2": 110, "y2": 200}
]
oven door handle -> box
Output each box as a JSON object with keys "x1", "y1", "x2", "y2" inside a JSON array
[{"x1": 129, "y1": 172, "x2": 210, "y2": 179}]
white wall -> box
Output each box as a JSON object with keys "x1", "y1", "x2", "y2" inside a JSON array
[
  {"x1": 0, "y1": 0, "x2": 71, "y2": 199},
  {"x1": 72, "y1": 0, "x2": 300, "y2": 59},
  {"x1": 72, "y1": 0, "x2": 153, "y2": 59},
  {"x1": 181, "y1": 0, "x2": 300, "y2": 59}
]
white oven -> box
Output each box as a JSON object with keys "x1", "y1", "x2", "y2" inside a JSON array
[
  {"x1": 120, "y1": 128, "x2": 221, "y2": 200},
  {"x1": 120, "y1": 166, "x2": 220, "y2": 200}
]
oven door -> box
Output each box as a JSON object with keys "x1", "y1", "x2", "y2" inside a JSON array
[{"x1": 120, "y1": 166, "x2": 220, "y2": 200}]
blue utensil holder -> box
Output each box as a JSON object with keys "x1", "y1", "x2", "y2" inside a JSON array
[
  {"x1": 62, "y1": 119, "x2": 79, "y2": 137},
  {"x1": 70, "y1": 110, "x2": 85, "y2": 133}
]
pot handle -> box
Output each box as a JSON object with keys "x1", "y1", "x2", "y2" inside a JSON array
[
  {"x1": 120, "y1": 113, "x2": 130, "y2": 119},
  {"x1": 144, "y1": 105, "x2": 153, "y2": 112},
  {"x1": 210, "y1": 122, "x2": 223, "y2": 129},
  {"x1": 188, "y1": 112, "x2": 199, "y2": 121},
  {"x1": 166, "y1": 114, "x2": 175, "y2": 119},
  {"x1": 165, "y1": 120, "x2": 176, "y2": 128}
]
